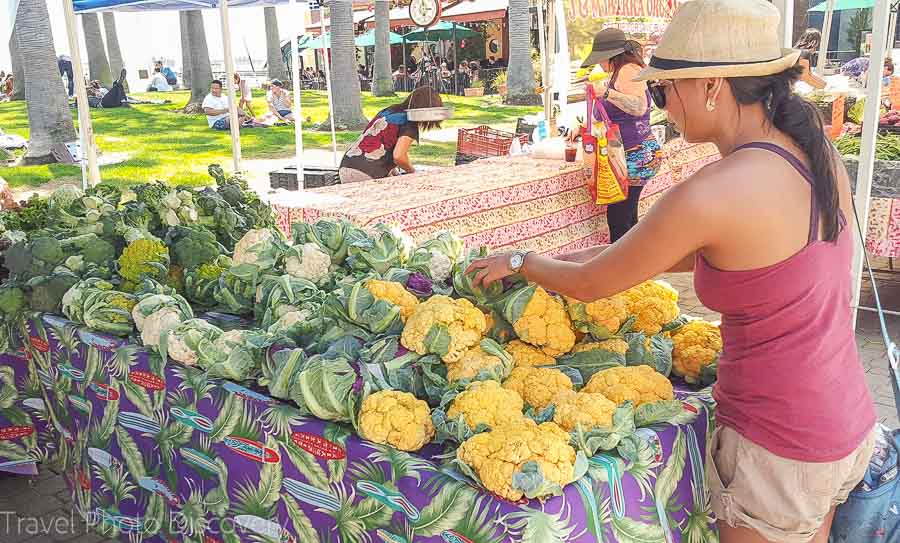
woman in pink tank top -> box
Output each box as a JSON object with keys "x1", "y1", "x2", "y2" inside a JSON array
[{"x1": 467, "y1": 1, "x2": 877, "y2": 541}]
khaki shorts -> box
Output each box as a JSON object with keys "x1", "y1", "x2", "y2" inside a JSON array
[{"x1": 707, "y1": 425, "x2": 876, "y2": 543}]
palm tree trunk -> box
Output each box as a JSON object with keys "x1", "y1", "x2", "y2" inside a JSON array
[
  {"x1": 506, "y1": 0, "x2": 540, "y2": 105},
  {"x1": 264, "y1": 7, "x2": 289, "y2": 81},
  {"x1": 102, "y1": 13, "x2": 127, "y2": 92},
  {"x1": 373, "y1": 0, "x2": 395, "y2": 97},
  {"x1": 322, "y1": 1, "x2": 367, "y2": 129},
  {"x1": 183, "y1": 10, "x2": 214, "y2": 113},
  {"x1": 8, "y1": 22, "x2": 25, "y2": 101},
  {"x1": 180, "y1": 12, "x2": 192, "y2": 90},
  {"x1": 15, "y1": 0, "x2": 77, "y2": 164},
  {"x1": 81, "y1": 13, "x2": 113, "y2": 88}
]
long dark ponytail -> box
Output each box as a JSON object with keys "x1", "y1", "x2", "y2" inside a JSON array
[{"x1": 728, "y1": 65, "x2": 841, "y2": 242}]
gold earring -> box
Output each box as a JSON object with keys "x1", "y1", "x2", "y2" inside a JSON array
[{"x1": 706, "y1": 99, "x2": 716, "y2": 112}]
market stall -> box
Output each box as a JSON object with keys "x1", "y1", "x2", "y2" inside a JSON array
[
  {"x1": 0, "y1": 313, "x2": 716, "y2": 543},
  {"x1": 271, "y1": 138, "x2": 722, "y2": 255}
]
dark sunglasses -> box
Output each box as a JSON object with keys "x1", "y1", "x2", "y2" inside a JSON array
[{"x1": 649, "y1": 80, "x2": 672, "y2": 109}]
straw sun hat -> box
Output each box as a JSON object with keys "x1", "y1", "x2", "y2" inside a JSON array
[{"x1": 634, "y1": 0, "x2": 801, "y2": 82}]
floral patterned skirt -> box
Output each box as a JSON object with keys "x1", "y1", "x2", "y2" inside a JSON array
[{"x1": 626, "y1": 135, "x2": 663, "y2": 186}]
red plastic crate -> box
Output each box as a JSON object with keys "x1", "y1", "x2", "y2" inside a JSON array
[{"x1": 457, "y1": 126, "x2": 529, "y2": 158}]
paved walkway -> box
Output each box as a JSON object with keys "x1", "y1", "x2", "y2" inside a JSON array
[{"x1": 0, "y1": 268, "x2": 897, "y2": 542}]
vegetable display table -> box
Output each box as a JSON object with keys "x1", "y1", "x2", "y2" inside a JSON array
[
  {"x1": 0, "y1": 313, "x2": 718, "y2": 543},
  {"x1": 271, "y1": 139, "x2": 722, "y2": 256}
]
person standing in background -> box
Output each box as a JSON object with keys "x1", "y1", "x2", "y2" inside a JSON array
[
  {"x1": 567, "y1": 28, "x2": 663, "y2": 242},
  {"x1": 58, "y1": 54, "x2": 74, "y2": 97},
  {"x1": 794, "y1": 29, "x2": 827, "y2": 90},
  {"x1": 234, "y1": 72, "x2": 254, "y2": 117}
]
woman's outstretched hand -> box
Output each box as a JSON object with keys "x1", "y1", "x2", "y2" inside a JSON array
[{"x1": 465, "y1": 252, "x2": 516, "y2": 287}]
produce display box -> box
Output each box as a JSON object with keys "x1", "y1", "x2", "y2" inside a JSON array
[
  {"x1": 269, "y1": 166, "x2": 340, "y2": 191},
  {"x1": 457, "y1": 125, "x2": 529, "y2": 158}
]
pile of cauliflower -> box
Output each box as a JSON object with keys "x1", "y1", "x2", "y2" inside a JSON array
[{"x1": 65, "y1": 211, "x2": 714, "y2": 503}]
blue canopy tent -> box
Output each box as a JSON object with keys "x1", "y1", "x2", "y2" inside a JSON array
[{"x1": 53, "y1": 0, "x2": 337, "y2": 186}]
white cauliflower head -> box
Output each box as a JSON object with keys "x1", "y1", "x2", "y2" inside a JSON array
[
  {"x1": 427, "y1": 249, "x2": 453, "y2": 283},
  {"x1": 233, "y1": 229, "x2": 276, "y2": 266},
  {"x1": 285, "y1": 243, "x2": 332, "y2": 284},
  {"x1": 167, "y1": 333, "x2": 199, "y2": 365},
  {"x1": 141, "y1": 308, "x2": 183, "y2": 348}
]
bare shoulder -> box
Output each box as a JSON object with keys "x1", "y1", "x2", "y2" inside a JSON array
[{"x1": 617, "y1": 64, "x2": 647, "y2": 92}]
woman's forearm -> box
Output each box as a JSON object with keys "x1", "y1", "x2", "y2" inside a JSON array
[{"x1": 555, "y1": 245, "x2": 608, "y2": 263}]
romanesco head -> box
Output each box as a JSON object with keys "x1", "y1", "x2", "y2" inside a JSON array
[
  {"x1": 573, "y1": 339, "x2": 629, "y2": 356},
  {"x1": 109, "y1": 294, "x2": 137, "y2": 313},
  {"x1": 671, "y1": 321, "x2": 722, "y2": 382},
  {"x1": 583, "y1": 365, "x2": 674, "y2": 407},
  {"x1": 197, "y1": 263, "x2": 226, "y2": 281},
  {"x1": 447, "y1": 344, "x2": 503, "y2": 382},
  {"x1": 457, "y1": 419, "x2": 577, "y2": 502},
  {"x1": 502, "y1": 366, "x2": 573, "y2": 411},
  {"x1": 365, "y1": 280, "x2": 419, "y2": 321},
  {"x1": 358, "y1": 390, "x2": 435, "y2": 452},
  {"x1": 401, "y1": 295, "x2": 486, "y2": 363},
  {"x1": 505, "y1": 340, "x2": 556, "y2": 367},
  {"x1": 551, "y1": 389, "x2": 617, "y2": 432},
  {"x1": 117, "y1": 239, "x2": 170, "y2": 283},
  {"x1": 514, "y1": 287, "x2": 576, "y2": 357},
  {"x1": 447, "y1": 380, "x2": 525, "y2": 430}
]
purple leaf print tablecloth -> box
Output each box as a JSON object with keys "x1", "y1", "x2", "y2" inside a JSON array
[{"x1": 0, "y1": 313, "x2": 719, "y2": 543}]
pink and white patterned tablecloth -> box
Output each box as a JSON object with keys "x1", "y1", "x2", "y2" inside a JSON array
[{"x1": 271, "y1": 138, "x2": 722, "y2": 256}]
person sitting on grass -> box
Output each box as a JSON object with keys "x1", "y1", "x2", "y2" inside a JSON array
[
  {"x1": 203, "y1": 80, "x2": 249, "y2": 130},
  {"x1": 148, "y1": 67, "x2": 172, "y2": 92},
  {"x1": 266, "y1": 79, "x2": 293, "y2": 123}
]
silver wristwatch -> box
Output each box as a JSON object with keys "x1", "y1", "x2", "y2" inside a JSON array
[{"x1": 509, "y1": 251, "x2": 531, "y2": 273}]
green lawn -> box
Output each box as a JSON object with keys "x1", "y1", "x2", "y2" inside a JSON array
[{"x1": 0, "y1": 90, "x2": 540, "y2": 189}]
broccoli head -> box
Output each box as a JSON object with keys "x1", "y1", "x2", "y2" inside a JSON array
[
  {"x1": 27, "y1": 271, "x2": 79, "y2": 314},
  {"x1": 0, "y1": 286, "x2": 25, "y2": 317},
  {"x1": 167, "y1": 226, "x2": 225, "y2": 270}
]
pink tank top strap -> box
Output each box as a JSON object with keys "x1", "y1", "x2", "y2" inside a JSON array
[{"x1": 733, "y1": 142, "x2": 819, "y2": 245}]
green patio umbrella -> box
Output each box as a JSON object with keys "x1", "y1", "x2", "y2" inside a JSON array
[
  {"x1": 299, "y1": 32, "x2": 330, "y2": 50},
  {"x1": 402, "y1": 21, "x2": 477, "y2": 42},
  {"x1": 356, "y1": 29, "x2": 405, "y2": 47},
  {"x1": 808, "y1": 0, "x2": 874, "y2": 11}
]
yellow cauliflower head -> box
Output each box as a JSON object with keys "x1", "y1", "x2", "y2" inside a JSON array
[
  {"x1": 457, "y1": 419, "x2": 577, "y2": 501},
  {"x1": 501, "y1": 286, "x2": 576, "y2": 357},
  {"x1": 446, "y1": 341, "x2": 510, "y2": 382},
  {"x1": 365, "y1": 280, "x2": 419, "y2": 321},
  {"x1": 671, "y1": 320, "x2": 722, "y2": 383},
  {"x1": 565, "y1": 295, "x2": 627, "y2": 339},
  {"x1": 628, "y1": 296, "x2": 679, "y2": 336},
  {"x1": 506, "y1": 340, "x2": 556, "y2": 367},
  {"x1": 583, "y1": 365, "x2": 674, "y2": 407},
  {"x1": 551, "y1": 389, "x2": 617, "y2": 432},
  {"x1": 401, "y1": 295, "x2": 486, "y2": 363},
  {"x1": 573, "y1": 338, "x2": 629, "y2": 356},
  {"x1": 621, "y1": 280, "x2": 679, "y2": 306},
  {"x1": 358, "y1": 390, "x2": 435, "y2": 452},
  {"x1": 447, "y1": 380, "x2": 525, "y2": 430},
  {"x1": 502, "y1": 366, "x2": 573, "y2": 411}
]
